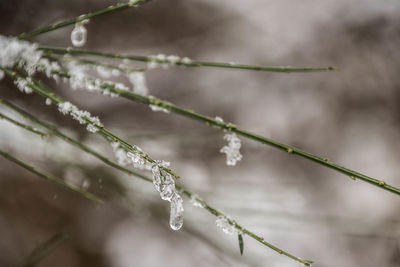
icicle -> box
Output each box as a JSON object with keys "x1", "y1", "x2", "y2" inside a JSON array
[
  {"x1": 71, "y1": 24, "x2": 87, "y2": 47},
  {"x1": 220, "y1": 132, "x2": 242, "y2": 166},
  {"x1": 151, "y1": 161, "x2": 184, "y2": 230},
  {"x1": 170, "y1": 193, "x2": 184, "y2": 230}
]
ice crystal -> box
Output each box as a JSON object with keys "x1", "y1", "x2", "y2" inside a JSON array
[
  {"x1": 66, "y1": 60, "x2": 122, "y2": 97},
  {"x1": 149, "y1": 104, "x2": 170, "y2": 113},
  {"x1": 57, "y1": 101, "x2": 102, "y2": 133},
  {"x1": 151, "y1": 161, "x2": 184, "y2": 230},
  {"x1": 111, "y1": 142, "x2": 130, "y2": 166},
  {"x1": 147, "y1": 54, "x2": 192, "y2": 69},
  {"x1": 190, "y1": 194, "x2": 205, "y2": 208},
  {"x1": 45, "y1": 98, "x2": 52, "y2": 105},
  {"x1": 14, "y1": 77, "x2": 33, "y2": 93},
  {"x1": 126, "y1": 148, "x2": 146, "y2": 166},
  {"x1": 128, "y1": 71, "x2": 148, "y2": 95},
  {"x1": 0, "y1": 35, "x2": 60, "y2": 77},
  {"x1": 216, "y1": 216, "x2": 238, "y2": 235},
  {"x1": 96, "y1": 65, "x2": 112, "y2": 78},
  {"x1": 71, "y1": 24, "x2": 87, "y2": 47},
  {"x1": 215, "y1": 116, "x2": 224, "y2": 123},
  {"x1": 220, "y1": 132, "x2": 242, "y2": 166}
]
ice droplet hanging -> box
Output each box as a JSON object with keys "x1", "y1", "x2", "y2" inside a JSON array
[{"x1": 71, "y1": 24, "x2": 87, "y2": 47}]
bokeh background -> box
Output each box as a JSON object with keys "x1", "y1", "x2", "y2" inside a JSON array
[{"x1": 1, "y1": 0, "x2": 400, "y2": 266}]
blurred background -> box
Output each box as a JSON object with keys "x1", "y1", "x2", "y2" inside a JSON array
[{"x1": 1, "y1": 0, "x2": 400, "y2": 266}]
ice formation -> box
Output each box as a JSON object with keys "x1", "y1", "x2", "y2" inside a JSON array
[
  {"x1": 216, "y1": 216, "x2": 240, "y2": 235},
  {"x1": 70, "y1": 18, "x2": 89, "y2": 47},
  {"x1": 57, "y1": 101, "x2": 102, "y2": 133},
  {"x1": 128, "y1": 71, "x2": 148, "y2": 95},
  {"x1": 190, "y1": 194, "x2": 205, "y2": 209},
  {"x1": 147, "y1": 54, "x2": 192, "y2": 69},
  {"x1": 152, "y1": 161, "x2": 184, "y2": 230},
  {"x1": 220, "y1": 132, "x2": 242, "y2": 166},
  {"x1": 0, "y1": 35, "x2": 60, "y2": 78}
]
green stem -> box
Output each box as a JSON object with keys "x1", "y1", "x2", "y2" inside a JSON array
[
  {"x1": 49, "y1": 68, "x2": 400, "y2": 196},
  {"x1": 0, "y1": 149, "x2": 103, "y2": 203},
  {"x1": 40, "y1": 46, "x2": 337, "y2": 73},
  {"x1": 17, "y1": 0, "x2": 152, "y2": 40},
  {"x1": 20, "y1": 233, "x2": 66, "y2": 267},
  {"x1": 0, "y1": 98, "x2": 152, "y2": 184},
  {"x1": 0, "y1": 86, "x2": 312, "y2": 266},
  {"x1": 47, "y1": 54, "x2": 145, "y2": 73},
  {"x1": 0, "y1": 112, "x2": 49, "y2": 137}
]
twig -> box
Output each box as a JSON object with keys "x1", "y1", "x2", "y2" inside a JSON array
[
  {"x1": 20, "y1": 233, "x2": 66, "y2": 267},
  {"x1": 40, "y1": 46, "x2": 337, "y2": 73},
  {"x1": 0, "y1": 149, "x2": 103, "y2": 203},
  {"x1": 0, "y1": 112, "x2": 49, "y2": 137},
  {"x1": 47, "y1": 68, "x2": 400, "y2": 196},
  {"x1": 0, "y1": 75, "x2": 313, "y2": 266},
  {"x1": 17, "y1": 0, "x2": 152, "y2": 40}
]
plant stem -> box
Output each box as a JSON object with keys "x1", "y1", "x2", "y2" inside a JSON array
[
  {"x1": 0, "y1": 149, "x2": 103, "y2": 203},
  {"x1": 20, "y1": 233, "x2": 66, "y2": 267},
  {"x1": 0, "y1": 81, "x2": 312, "y2": 266},
  {"x1": 0, "y1": 98, "x2": 152, "y2": 184},
  {"x1": 49, "y1": 68, "x2": 400, "y2": 196},
  {"x1": 0, "y1": 112, "x2": 49, "y2": 137},
  {"x1": 40, "y1": 46, "x2": 337, "y2": 73},
  {"x1": 2, "y1": 67, "x2": 179, "y2": 179},
  {"x1": 17, "y1": 0, "x2": 152, "y2": 40}
]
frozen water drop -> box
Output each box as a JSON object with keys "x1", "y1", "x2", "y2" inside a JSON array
[
  {"x1": 71, "y1": 24, "x2": 87, "y2": 47},
  {"x1": 170, "y1": 194, "x2": 184, "y2": 230}
]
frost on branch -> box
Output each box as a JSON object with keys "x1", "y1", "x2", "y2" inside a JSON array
[
  {"x1": 152, "y1": 161, "x2": 184, "y2": 230},
  {"x1": 147, "y1": 54, "x2": 192, "y2": 69},
  {"x1": 0, "y1": 35, "x2": 60, "y2": 78},
  {"x1": 220, "y1": 132, "x2": 242, "y2": 166},
  {"x1": 216, "y1": 216, "x2": 241, "y2": 235},
  {"x1": 128, "y1": 71, "x2": 148, "y2": 95},
  {"x1": 57, "y1": 101, "x2": 102, "y2": 133}
]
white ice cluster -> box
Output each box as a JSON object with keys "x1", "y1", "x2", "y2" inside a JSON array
[
  {"x1": 147, "y1": 54, "x2": 192, "y2": 70},
  {"x1": 71, "y1": 17, "x2": 89, "y2": 47},
  {"x1": 57, "y1": 101, "x2": 102, "y2": 133},
  {"x1": 152, "y1": 161, "x2": 184, "y2": 230},
  {"x1": 216, "y1": 216, "x2": 241, "y2": 235},
  {"x1": 111, "y1": 141, "x2": 152, "y2": 170},
  {"x1": 66, "y1": 60, "x2": 123, "y2": 97},
  {"x1": 190, "y1": 194, "x2": 205, "y2": 209},
  {"x1": 220, "y1": 132, "x2": 242, "y2": 166},
  {"x1": 0, "y1": 35, "x2": 60, "y2": 79},
  {"x1": 128, "y1": 71, "x2": 148, "y2": 95}
]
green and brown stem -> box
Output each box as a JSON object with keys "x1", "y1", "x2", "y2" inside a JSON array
[
  {"x1": 49, "y1": 68, "x2": 400, "y2": 196},
  {"x1": 0, "y1": 149, "x2": 103, "y2": 203},
  {"x1": 1, "y1": 77, "x2": 312, "y2": 266},
  {"x1": 18, "y1": 0, "x2": 152, "y2": 40},
  {"x1": 40, "y1": 46, "x2": 337, "y2": 73},
  {"x1": 0, "y1": 112, "x2": 49, "y2": 137}
]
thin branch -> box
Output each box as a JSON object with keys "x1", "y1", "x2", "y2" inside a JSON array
[
  {"x1": 0, "y1": 149, "x2": 103, "y2": 203},
  {"x1": 0, "y1": 112, "x2": 49, "y2": 137},
  {"x1": 0, "y1": 75, "x2": 312, "y2": 266},
  {"x1": 20, "y1": 233, "x2": 66, "y2": 267},
  {"x1": 17, "y1": 0, "x2": 152, "y2": 40},
  {"x1": 40, "y1": 46, "x2": 337, "y2": 73},
  {"x1": 0, "y1": 98, "x2": 152, "y2": 184},
  {"x1": 48, "y1": 68, "x2": 400, "y2": 196}
]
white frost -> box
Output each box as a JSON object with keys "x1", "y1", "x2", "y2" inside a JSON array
[{"x1": 220, "y1": 132, "x2": 242, "y2": 166}]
